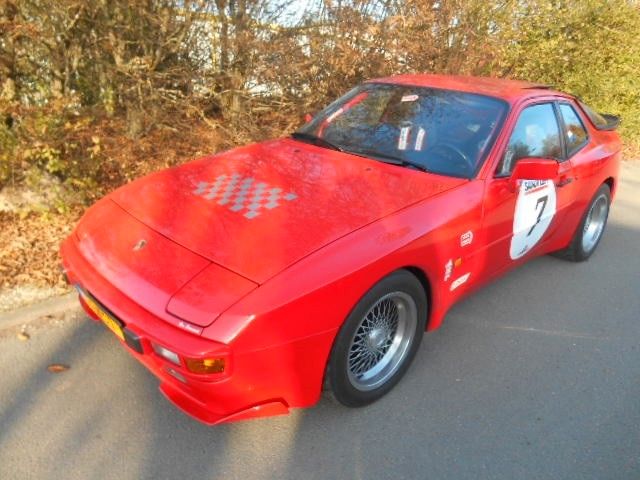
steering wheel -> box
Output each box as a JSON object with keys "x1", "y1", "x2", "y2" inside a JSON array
[{"x1": 426, "y1": 143, "x2": 474, "y2": 176}]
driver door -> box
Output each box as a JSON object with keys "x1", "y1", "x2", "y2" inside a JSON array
[{"x1": 481, "y1": 101, "x2": 576, "y2": 275}]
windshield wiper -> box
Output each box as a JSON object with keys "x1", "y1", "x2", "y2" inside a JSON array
[
  {"x1": 290, "y1": 132, "x2": 343, "y2": 152},
  {"x1": 347, "y1": 148, "x2": 429, "y2": 172}
]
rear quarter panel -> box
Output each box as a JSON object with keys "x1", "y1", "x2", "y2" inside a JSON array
[{"x1": 542, "y1": 105, "x2": 622, "y2": 253}]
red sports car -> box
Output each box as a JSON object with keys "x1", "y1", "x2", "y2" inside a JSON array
[{"x1": 61, "y1": 75, "x2": 621, "y2": 425}]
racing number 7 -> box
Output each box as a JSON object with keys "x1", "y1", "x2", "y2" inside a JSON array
[{"x1": 527, "y1": 195, "x2": 548, "y2": 236}]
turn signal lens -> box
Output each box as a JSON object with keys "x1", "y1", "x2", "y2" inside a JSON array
[
  {"x1": 185, "y1": 357, "x2": 226, "y2": 374},
  {"x1": 152, "y1": 343, "x2": 180, "y2": 365}
]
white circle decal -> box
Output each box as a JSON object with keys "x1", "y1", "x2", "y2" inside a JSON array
[{"x1": 510, "y1": 180, "x2": 557, "y2": 260}]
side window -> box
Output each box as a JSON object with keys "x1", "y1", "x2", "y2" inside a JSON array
[
  {"x1": 559, "y1": 103, "x2": 588, "y2": 156},
  {"x1": 496, "y1": 103, "x2": 562, "y2": 176}
]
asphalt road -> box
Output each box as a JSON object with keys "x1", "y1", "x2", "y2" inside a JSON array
[{"x1": 1, "y1": 162, "x2": 639, "y2": 480}]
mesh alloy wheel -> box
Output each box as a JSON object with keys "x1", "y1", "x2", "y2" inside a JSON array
[
  {"x1": 552, "y1": 183, "x2": 611, "y2": 262},
  {"x1": 346, "y1": 292, "x2": 417, "y2": 391},
  {"x1": 327, "y1": 269, "x2": 427, "y2": 407},
  {"x1": 581, "y1": 193, "x2": 609, "y2": 254}
]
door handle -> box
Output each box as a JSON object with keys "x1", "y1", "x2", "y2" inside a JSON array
[{"x1": 556, "y1": 177, "x2": 574, "y2": 188}]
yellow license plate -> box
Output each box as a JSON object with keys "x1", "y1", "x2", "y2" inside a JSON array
[{"x1": 79, "y1": 289, "x2": 125, "y2": 341}]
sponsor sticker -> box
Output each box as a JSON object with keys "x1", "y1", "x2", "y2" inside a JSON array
[
  {"x1": 326, "y1": 107, "x2": 344, "y2": 123},
  {"x1": 444, "y1": 259, "x2": 453, "y2": 281},
  {"x1": 401, "y1": 94, "x2": 419, "y2": 102},
  {"x1": 510, "y1": 179, "x2": 557, "y2": 259},
  {"x1": 398, "y1": 126, "x2": 411, "y2": 151},
  {"x1": 450, "y1": 273, "x2": 471, "y2": 291},
  {"x1": 415, "y1": 127, "x2": 426, "y2": 151},
  {"x1": 460, "y1": 230, "x2": 474, "y2": 247},
  {"x1": 522, "y1": 179, "x2": 548, "y2": 195}
]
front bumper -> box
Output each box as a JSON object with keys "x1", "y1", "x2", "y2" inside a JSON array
[{"x1": 60, "y1": 235, "x2": 304, "y2": 425}]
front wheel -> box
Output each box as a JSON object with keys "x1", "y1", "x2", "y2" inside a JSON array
[
  {"x1": 327, "y1": 270, "x2": 428, "y2": 407},
  {"x1": 554, "y1": 183, "x2": 611, "y2": 262}
]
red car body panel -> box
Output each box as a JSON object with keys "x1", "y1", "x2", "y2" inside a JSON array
[
  {"x1": 110, "y1": 138, "x2": 462, "y2": 284},
  {"x1": 60, "y1": 75, "x2": 621, "y2": 425}
]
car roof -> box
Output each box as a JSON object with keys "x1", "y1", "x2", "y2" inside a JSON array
[{"x1": 368, "y1": 74, "x2": 569, "y2": 103}]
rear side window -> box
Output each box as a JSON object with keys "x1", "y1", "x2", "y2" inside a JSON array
[
  {"x1": 578, "y1": 101, "x2": 608, "y2": 129},
  {"x1": 578, "y1": 100, "x2": 620, "y2": 130},
  {"x1": 497, "y1": 103, "x2": 562, "y2": 176},
  {"x1": 559, "y1": 103, "x2": 588, "y2": 156}
]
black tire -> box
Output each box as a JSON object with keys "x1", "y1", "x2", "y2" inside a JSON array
[
  {"x1": 327, "y1": 269, "x2": 428, "y2": 407},
  {"x1": 553, "y1": 183, "x2": 611, "y2": 262}
]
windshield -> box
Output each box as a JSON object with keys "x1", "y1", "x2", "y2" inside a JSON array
[{"x1": 294, "y1": 83, "x2": 508, "y2": 178}]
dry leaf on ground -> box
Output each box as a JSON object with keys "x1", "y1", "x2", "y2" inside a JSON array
[{"x1": 47, "y1": 364, "x2": 70, "y2": 373}]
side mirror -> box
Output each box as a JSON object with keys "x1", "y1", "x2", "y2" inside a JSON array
[
  {"x1": 304, "y1": 113, "x2": 313, "y2": 123},
  {"x1": 510, "y1": 158, "x2": 559, "y2": 181}
]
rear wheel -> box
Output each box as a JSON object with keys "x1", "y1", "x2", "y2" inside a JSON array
[
  {"x1": 554, "y1": 184, "x2": 611, "y2": 262},
  {"x1": 327, "y1": 270, "x2": 427, "y2": 407}
]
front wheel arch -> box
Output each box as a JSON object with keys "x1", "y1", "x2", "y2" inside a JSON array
[
  {"x1": 324, "y1": 268, "x2": 429, "y2": 406},
  {"x1": 402, "y1": 266, "x2": 433, "y2": 330}
]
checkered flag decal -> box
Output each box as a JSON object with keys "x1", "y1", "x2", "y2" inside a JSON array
[{"x1": 193, "y1": 173, "x2": 298, "y2": 219}]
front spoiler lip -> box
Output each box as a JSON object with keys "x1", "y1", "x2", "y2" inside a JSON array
[{"x1": 159, "y1": 381, "x2": 289, "y2": 425}]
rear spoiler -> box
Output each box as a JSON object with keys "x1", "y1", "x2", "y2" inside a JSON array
[
  {"x1": 599, "y1": 113, "x2": 621, "y2": 131},
  {"x1": 575, "y1": 98, "x2": 621, "y2": 131}
]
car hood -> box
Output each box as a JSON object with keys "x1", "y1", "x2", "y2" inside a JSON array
[{"x1": 111, "y1": 138, "x2": 464, "y2": 283}]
